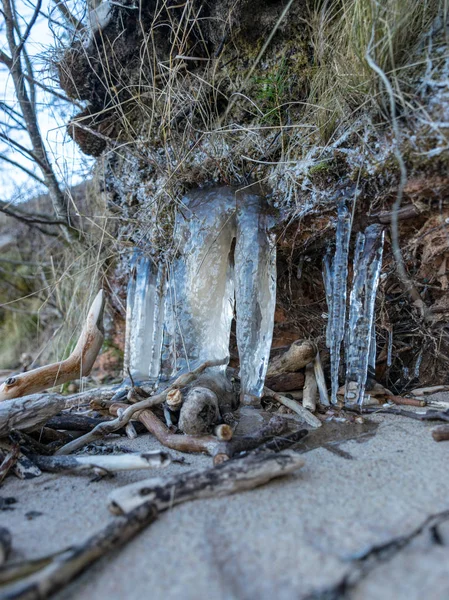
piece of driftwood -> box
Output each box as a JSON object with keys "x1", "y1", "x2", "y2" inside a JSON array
[
  {"x1": 178, "y1": 386, "x2": 220, "y2": 435},
  {"x1": 0, "y1": 527, "x2": 11, "y2": 566},
  {"x1": 0, "y1": 394, "x2": 68, "y2": 437},
  {"x1": 109, "y1": 450, "x2": 305, "y2": 514},
  {"x1": 387, "y1": 395, "x2": 426, "y2": 407},
  {"x1": 0, "y1": 442, "x2": 42, "y2": 479},
  {"x1": 213, "y1": 416, "x2": 290, "y2": 464},
  {"x1": 267, "y1": 340, "x2": 317, "y2": 378},
  {"x1": 166, "y1": 389, "x2": 183, "y2": 409},
  {"x1": 0, "y1": 444, "x2": 19, "y2": 484},
  {"x1": 313, "y1": 352, "x2": 330, "y2": 406},
  {"x1": 265, "y1": 372, "x2": 305, "y2": 392},
  {"x1": 29, "y1": 451, "x2": 171, "y2": 475},
  {"x1": 432, "y1": 425, "x2": 449, "y2": 442},
  {"x1": 303, "y1": 362, "x2": 318, "y2": 412},
  {"x1": 263, "y1": 388, "x2": 322, "y2": 428},
  {"x1": 0, "y1": 290, "x2": 105, "y2": 402},
  {"x1": 113, "y1": 404, "x2": 219, "y2": 456},
  {"x1": 55, "y1": 359, "x2": 227, "y2": 455},
  {"x1": 0, "y1": 451, "x2": 304, "y2": 599},
  {"x1": 346, "y1": 405, "x2": 449, "y2": 422},
  {"x1": 0, "y1": 502, "x2": 159, "y2": 600},
  {"x1": 411, "y1": 385, "x2": 449, "y2": 396}
]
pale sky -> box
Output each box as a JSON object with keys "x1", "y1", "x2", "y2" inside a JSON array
[{"x1": 0, "y1": 0, "x2": 92, "y2": 203}]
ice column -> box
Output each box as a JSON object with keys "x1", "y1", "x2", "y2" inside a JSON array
[
  {"x1": 235, "y1": 189, "x2": 277, "y2": 403},
  {"x1": 162, "y1": 186, "x2": 276, "y2": 404},
  {"x1": 326, "y1": 204, "x2": 351, "y2": 404},
  {"x1": 162, "y1": 187, "x2": 237, "y2": 378},
  {"x1": 344, "y1": 224, "x2": 384, "y2": 406},
  {"x1": 123, "y1": 250, "x2": 166, "y2": 384}
]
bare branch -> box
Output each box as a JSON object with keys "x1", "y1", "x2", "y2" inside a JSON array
[
  {"x1": 0, "y1": 153, "x2": 45, "y2": 184},
  {"x1": 15, "y1": 0, "x2": 43, "y2": 57},
  {"x1": 0, "y1": 199, "x2": 67, "y2": 226}
]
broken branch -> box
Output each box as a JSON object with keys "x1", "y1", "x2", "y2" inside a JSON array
[{"x1": 0, "y1": 291, "x2": 105, "y2": 402}]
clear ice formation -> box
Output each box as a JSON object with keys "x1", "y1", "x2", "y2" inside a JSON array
[
  {"x1": 324, "y1": 203, "x2": 351, "y2": 404},
  {"x1": 125, "y1": 186, "x2": 277, "y2": 403},
  {"x1": 344, "y1": 224, "x2": 384, "y2": 405},
  {"x1": 123, "y1": 250, "x2": 166, "y2": 385}
]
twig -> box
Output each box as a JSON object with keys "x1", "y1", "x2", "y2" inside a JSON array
[
  {"x1": 29, "y1": 451, "x2": 171, "y2": 475},
  {"x1": 263, "y1": 387, "x2": 322, "y2": 428},
  {"x1": 0, "y1": 444, "x2": 19, "y2": 484}
]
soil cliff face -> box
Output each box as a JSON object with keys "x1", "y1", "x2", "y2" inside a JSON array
[{"x1": 57, "y1": 1, "x2": 449, "y2": 393}]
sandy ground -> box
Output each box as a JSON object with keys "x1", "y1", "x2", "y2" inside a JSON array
[{"x1": 1, "y1": 404, "x2": 449, "y2": 600}]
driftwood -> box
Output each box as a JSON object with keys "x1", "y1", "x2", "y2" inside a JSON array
[
  {"x1": 109, "y1": 450, "x2": 305, "y2": 514},
  {"x1": 0, "y1": 452, "x2": 304, "y2": 600},
  {"x1": 112, "y1": 404, "x2": 219, "y2": 456},
  {"x1": 0, "y1": 503, "x2": 159, "y2": 600},
  {"x1": 0, "y1": 393, "x2": 103, "y2": 438},
  {"x1": 302, "y1": 362, "x2": 318, "y2": 412},
  {"x1": 55, "y1": 359, "x2": 227, "y2": 455},
  {"x1": 265, "y1": 372, "x2": 305, "y2": 392},
  {"x1": 178, "y1": 386, "x2": 220, "y2": 435},
  {"x1": 213, "y1": 416, "x2": 289, "y2": 464},
  {"x1": 0, "y1": 442, "x2": 42, "y2": 479},
  {"x1": 267, "y1": 340, "x2": 317, "y2": 378},
  {"x1": 432, "y1": 425, "x2": 449, "y2": 442},
  {"x1": 29, "y1": 451, "x2": 171, "y2": 475},
  {"x1": 313, "y1": 352, "x2": 330, "y2": 406},
  {"x1": 0, "y1": 290, "x2": 105, "y2": 402},
  {"x1": 263, "y1": 388, "x2": 322, "y2": 428}
]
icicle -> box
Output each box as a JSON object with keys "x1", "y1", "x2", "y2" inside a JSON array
[
  {"x1": 328, "y1": 203, "x2": 351, "y2": 404},
  {"x1": 344, "y1": 224, "x2": 384, "y2": 406},
  {"x1": 322, "y1": 252, "x2": 333, "y2": 349},
  {"x1": 235, "y1": 189, "x2": 277, "y2": 403},
  {"x1": 387, "y1": 329, "x2": 393, "y2": 367},
  {"x1": 123, "y1": 250, "x2": 166, "y2": 384}
]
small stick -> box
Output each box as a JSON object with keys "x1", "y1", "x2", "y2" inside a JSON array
[
  {"x1": 113, "y1": 405, "x2": 218, "y2": 456},
  {"x1": 432, "y1": 425, "x2": 449, "y2": 442},
  {"x1": 302, "y1": 362, "x2": 318, "y2": 412},
  {"x1": 263, "y1": 387, "x2": 322, "y2": 428},
  {"x1": 29, "y1": 451, "x2": 171, "y2": 474},
  {"x1": 386, "y1": 395, "x2": 426, "y2": 407},
  {"x1": 313, "y1": 353, "x2": 330, "y2": 407},
  {"x1": 411, "y1": 385, "x2": 449, "y2": 396},
  {"x1": 55, "y1": 359, "x2": 227, "y2": 455}
]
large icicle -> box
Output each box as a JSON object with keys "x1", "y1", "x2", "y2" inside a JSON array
[
  {"x1": 123, "y1": 250, "x2": 166, "y2": 384},
  {"x1": 162, "y1": 186, "x2": 276, "y2": 405},
  {"x1": 327, "y1": 203, "x2": 351, "y2": 404},
  {"x1": 235, "y1": 188, "x2": 277, "y2": 404},
  {"x1": 162, "y1": 187, "x2": 236, "y2": 379},
  {"x1": 344, "y1": 224, "x2": 384, "y2": 406}
]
